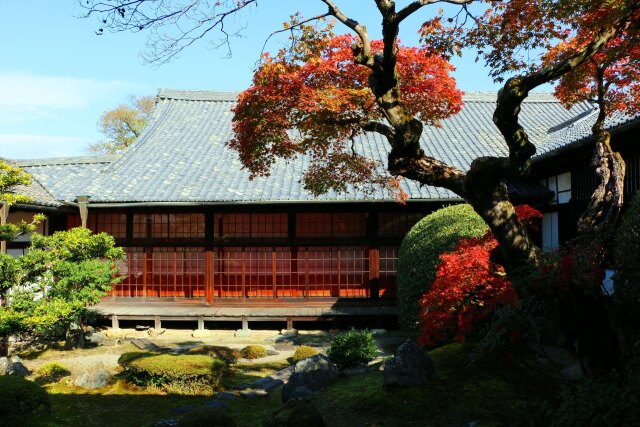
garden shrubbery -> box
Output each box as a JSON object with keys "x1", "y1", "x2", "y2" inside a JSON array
[
  {"x1": 35, "y1": 362, "x2": 71, "y2": 383},
  {"x1": 614, "y1": 191, "x2": 640, "y2": 320},
  {"x1": 291, "y1": 346, "x2": 319, "y2": 364},
  {"x1": 328, "y1": 329, "x2": 377, "y2": 369},
  {"x1": 187, "y1": 345, "x2": 241, "y2": 366},
  {"x1": 397, "y1": 204, "x2": 487, "y2": 332},
  {"x1": 240, "y1": 345, "x2": 268, "y2": 359},
  {"x1": 0, "y1": 376, "x2": 49, "y2": 416},
  {"x1": 119, "y1": 352, "x2": 225, "y2": 394}
]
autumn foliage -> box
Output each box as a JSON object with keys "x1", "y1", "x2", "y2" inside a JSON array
[
  {"x1": 418, "y1": 205, "x2": 542, "y2": 347},
  {"x1": 229, "y1": 21, "x2": 462, "y2": 197}
]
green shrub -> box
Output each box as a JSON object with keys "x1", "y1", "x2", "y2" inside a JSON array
[
  {"x1": 178, "y1": 406, "x2": 236, "y2": 427},
  {"x1": 35, "y1": 362, "x2": 71, "y2": 383},
  {"x1": 240, "y1": 345, "x2": 268, "y2": 359},
  {"x1": 122, "y1": 353, "x2": 225, "y2": 394},
  {"x1": 0, "y1": 376, "x2": 50, "y2": 416},
  {"x1": 292, "y1": 346, "x2": 319, "y2": 364},
  {"x1": 187, "y1": 345, "x2": 240, "y2": 365},
  {"x1": 614, "y1": 191, "x2": 640, "y2": 315},
  {"x1": 397, "y1": 204, "x2": 487, "y2": 333},
  {"x1": 328, "y1": 329, "x2": 377, "y2": 369},
  {"x1": 550, "y1": 364, "x2": 640, "y2": 426}
]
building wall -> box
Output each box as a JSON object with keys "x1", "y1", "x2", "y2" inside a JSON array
[{"x1": 70, "y1": 203, "x2": 440, "y2": 301}]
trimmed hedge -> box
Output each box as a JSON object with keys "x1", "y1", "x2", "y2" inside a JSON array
[
  {"x1": 0, "y1": 376, "x2": 50, "y2": 416},
  {"x1": 187, "y1": 345, "x2": 241, "y2": 366},
  {"x1": 292, "y1": 346, "x2": 319, "y2": 364},
  {"x1": 397, "y1": 204, "x2": 487, "y2": 333},
  {"x1": 614, "y1": 190, "x2": 640, "y2": 315},
  {"x1": 240, "y1": 345, "x2": 268, "y2": 359},
  {"x1": 35, "y1": 362, "x2": 71, "y2": 383},
  {"x1": 328, "y1": 329, "x2": 377, "y2": 369},
  {"x1": 119, "y1": 352, "x2": 225, "y2": 392}
]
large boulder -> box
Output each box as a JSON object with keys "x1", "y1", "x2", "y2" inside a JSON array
[
  {"x1": 281, "y1": 355, "x2": 339, "y2": 402},
  {"x1": 0, "y1": 357, "x2": 8, "y2": 375},
  {"x1": 383, "y1": 340, "x2": 436, "y2": 387},
  {"x1": 266, "y1": 397, "x2": 326, "y2": 427},
  {"x1": 73, "y1": 364, "x2": 111, "y2": 389},
  {"x1": 6, "y1": 356, "x2": 29, "y2": 378}
]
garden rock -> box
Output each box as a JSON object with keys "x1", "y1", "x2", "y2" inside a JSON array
[
  {"x1": 281, "y1": 354, "x2": 339, "y2": 402},
  {"x1": 154, "y1": 418, "x2": 179, "y2": 427},
  {"x1": 292, "y1": 387, "x2": 313, "y2": 399},
  {"x1": 266, "y1": 397, "x2": 326, "y2": 427},
  {"x1": 205, "y1": 400, "x2": 229, "y2": 409},
  {"x1": 10, "y1": 355, "x2": 22, "y2": 364},
  {"x1": 147, "y1": 327, "x2": 166, "y2": 337},
  {"x1": 215, "y1": 392, "x2": 237, "y2": 400},
  {"x1": 73, "y1": 364, "x2": 111, "y2": 389},
  {"x1": 105, "y1": 328, "x2": 124, "y2": 338},
  {"x1": 85, "y1": 331, "x2": 105, "y2": 346},
  {"x1": 172, "y1": 405, "x2": 198, "y2": 415},
  {"x1": 0, "y1": 356, "x2": 9, "y2": 375},
  {"x1": 383, "y1": 339, "x2": 436, "y2": 386},
  {"x1": 6, "y1": 361, "x2": 29, "y2": 377},
  {"x1": 561, "y1": 364, "x2": 585, "y2": 382},
  {"x1": 240, "y1": 388, "x2": 268, "y2": 398}
]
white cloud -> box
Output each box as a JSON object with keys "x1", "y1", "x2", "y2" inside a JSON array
[
  {"x1": 0, "y1": 72, "x2": 137, "y2": 124},
  {"x1": 0, "y1": 134, "x2": 89, "y2": 160}
]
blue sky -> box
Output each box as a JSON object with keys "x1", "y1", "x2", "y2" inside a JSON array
[{"x1": 1, "y1": 1, "x2": 501, "y2": 159}]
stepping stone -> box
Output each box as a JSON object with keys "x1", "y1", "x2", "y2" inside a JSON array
[
  {"x1": 240, "y1": 389, "x2": 268, "y2": 398},
  {"x1": 215, "y1": 392, "x2": 237, "y2": 400},
  {"x1": 154, "y1": 419, "x2": 178, "y2": 427},
  {"x1": 172, "y1": 405, "x2": 198, "y2": 415},
  {"x1": 234, "y1": 383, "x2": 252, "y2": 390},
  {"x1": 131, "y1": 338, "x2": 161, "y2": 351},
  {"x1": 204, "y1": 400, "x2": 229, "y2": 409}
]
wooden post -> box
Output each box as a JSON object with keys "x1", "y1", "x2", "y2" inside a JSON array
[
  {"x1": 286, "y1": 317, "x2": 293, "y2": 330},
  {"x1": 154, "y1": 316, "x2": 161, "y2": 330},
  {"x1": 369, "y1": 247, "x2": 380, "y2": 300},
  {"x1": 205, "y1": 250, "x2": 214, "y2": 304},
  {"x1": 112, "y1": 315, "x2": 119, "y2": 329},
  {"x1": 305, "y1": 250, "x2": 310, "y2": 300},
  {"x1": 241, "y1": 251, "x2": 246, "y2": 298},
  {"x1": 142, "y1": 251, "x2": 149, "y2": 299},
  {"x1": 241, "y1": 316, "x2": 249, "y2": 331},
  {"x1": 272, "y1": 251, "x2": 277, "y2": 300},
  {"x1": 197, "y1": 316, "x2": 205, "y2": 330},
  {"x1": 0, "y1": 203, "x2": 8, "y2": 255}
]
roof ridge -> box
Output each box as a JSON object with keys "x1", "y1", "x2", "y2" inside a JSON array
[
  {"x1": 547, "y1": 107, "x2": 598, "y2": 133},
  {"x1": 157, "y1": 88, "x2": 240, "y2": 101},
  {"x1": 17, "y1": 155, "x2": 114, "y2": 167},
  {"x1": 462, "y1": 91, "x2": 558, "y2": 103}
]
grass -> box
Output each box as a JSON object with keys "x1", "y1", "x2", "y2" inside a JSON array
[{"x1": 8, "y1": 342, "x2": 562, "y2": 427}]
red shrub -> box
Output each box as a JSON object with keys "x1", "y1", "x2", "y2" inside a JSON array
[{"x1": 417, "y1": 205, "x2": 541, "y2": 347}]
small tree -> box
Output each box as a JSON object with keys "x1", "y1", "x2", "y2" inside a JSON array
[
  {"x1": 89, "y1": 95, "x2": 155, "y2": 155},
  {"x1": 1, "y1": 228, "x2": 124, "y2": 346}
]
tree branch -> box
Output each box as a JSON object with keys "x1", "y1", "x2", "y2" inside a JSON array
[
  {"x1": 396, "y1": 0, "x2": 473, "y2": 23},
  {"x1": 363, "y1": 121, "x2": 395, "y2": 139},
  {"x1": 259, "y1": 13, "x2": 331, "y2": 60},
  {"x1": 321, "y1": 0, "x2": 373, "y2": 66}
]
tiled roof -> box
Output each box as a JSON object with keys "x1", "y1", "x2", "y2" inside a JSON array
[
  {"x1": 18, "y1": 156, "x2": 113, "y2": 203},
  {"x1": 13, "y1": 178, "x2": 61, "y2": 208},
  {"x1": 81, "y1": 89, "x2": 595, "y2": 204},
  {"x1": 537, "y1": 109, "x2": 640, "y2": 158}
]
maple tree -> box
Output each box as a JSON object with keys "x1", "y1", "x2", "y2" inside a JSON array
[{"x1": 80, "y1": 1, "x2": 640, "y2": 375}]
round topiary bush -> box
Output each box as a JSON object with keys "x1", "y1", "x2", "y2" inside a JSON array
[
  {"x1": 0, "y1": 376, "x2": 50, "y2": 416},
  {"x1": 119, "y1": 352, "x2": 225, "y2": 393},
  {"x1": 178, "y1": 406, "x2": 236, "y2": 427},
  {"x1": 327, "y1": 329, "x2": 377, "y2": 369},
  {"x1": 35, "y1": 362, "x2": 71, "y2": 383},
  {"x1": 291, "y1": 346, "x2": 319, "y2": 364},
  {"x1": 397, "y1": 204, "x2": 487, "y2": 333},
  {"x1": 187, "y1": 345, "x2": 241, "y2": 366},
  {"x1": 614, "y1": 191, "x2": 640, "y2": 315},
  {"x1": 240, "y1": 345, "x2": 268, "y2": 359}
]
